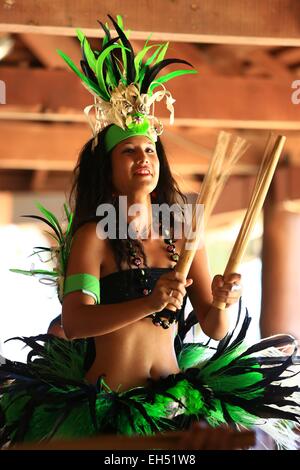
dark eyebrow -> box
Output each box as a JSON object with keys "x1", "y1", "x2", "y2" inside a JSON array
[
  {"x1": 121, "y1": 141, "x2": 155, "y2": 149},
  {"x1": 120, "y1": 143, "x2": 135, "y2": 149}
]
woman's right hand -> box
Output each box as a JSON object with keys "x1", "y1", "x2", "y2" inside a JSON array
[{"x1": 145, "y1": 271, "x2": 193, "y2": 313}]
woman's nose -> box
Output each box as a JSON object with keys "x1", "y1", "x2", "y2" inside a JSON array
[{"x1": 136, "y1": 149, "x2": 149, "y2": 163}]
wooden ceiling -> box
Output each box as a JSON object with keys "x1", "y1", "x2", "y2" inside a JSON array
[{"x1": 1, "y1": 0, "x2": 300, "y2": 213}]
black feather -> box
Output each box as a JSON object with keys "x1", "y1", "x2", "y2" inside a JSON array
[
  {"x1": 240, "y1": 335, "x2": 297, "y2": 359},
  {"x1": 100, "y1": 35, "x2": 121, "y2": 53},
  {"x1": 108, "y1": 14, "x2": 135, "y2": 84},
  {"x1": 98, "y1": 19, "x2": 111, "y2": 42},
  {"x1": 79, "y1": 60, "x2": 98, "y2": 85},
  {"x1": 98, "y1": 21, "x2": 121, "y2": 83},
  {"x1": 211, "y1": 307, "x2": 250, "y2": 361},
  {"x1": 141, "y1": 58, "x2": 194, "y2": 94},
  {"x1": 21, "y1": 215, "x2": 62, "y2": 241},
  {"x1": 98, "y1": 36, "x2": 122, "y2": 88}
]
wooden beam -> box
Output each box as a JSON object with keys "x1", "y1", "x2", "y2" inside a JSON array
[
  {"x1": 0, "y1": 121, "x2": 266, "y2": 176},
  {"x1": 273, "y1": 47, "x2": 300, "y2": 67},
  {"x1": 0, "y1": 67, "x2": 89, "y2": 109},
  {"x1": 0, "y1": 169, "x2": 255, "y2": 216},
  {"x1": 0, "y1": 122, "x2": 88, "y2": 171},
  {"x1": 3, "y1": 118, "x2": 300, "y2": 177},
  {"x1": 2, "y1": 120, "x2": 300, "y2": 176},
  {"x1": 0, "y1": 169, "x2": 33, "y2": 191},
  {"x1": 31, "y1": 169, "x2": 48, "y2": 191},
  {"x1": 19, "y1": 34, "x2": 81, "y2": 68},
  {"x1": 1, "y1": 1, "x2": 300, "y2": 46},
  {"x1": 0, "y1": 168, "x2": 287, "y2": 217},
  {"x1": 1, "y1": 166, "x2": 300, "y2": 217},
  {"x1": 0, "y1": 169, "x2": 72, "y2": 191},
  {"x1": 1, "y1": 67, "x2": 300, "y2": 128},
  {"x1": 206, "y1": 45, "x2": 292, "y2": 79},
  {"x1": 4, "y1": 110, "x2": 300, "y2": 131}
]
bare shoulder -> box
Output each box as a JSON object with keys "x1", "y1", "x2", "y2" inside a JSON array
[
  {"x1": 72, "y1": 221, "x2": 102, "y2": 243},
  {"x1": 67, "y1": 221, "x2": 105, "y2": 276}
]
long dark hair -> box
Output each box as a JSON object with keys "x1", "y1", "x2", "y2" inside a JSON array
[{"x1": 69, "y1": 125, "x2": 187, "y2": 270}]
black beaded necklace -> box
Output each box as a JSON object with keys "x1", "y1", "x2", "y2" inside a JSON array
[{"x1": 126, "y1": 227, "x2": 181, "y2": 329}]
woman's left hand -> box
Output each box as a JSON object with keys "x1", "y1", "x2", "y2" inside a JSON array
[{"x1": 211, "y1": 273, "x2": 242, "y2": 308}]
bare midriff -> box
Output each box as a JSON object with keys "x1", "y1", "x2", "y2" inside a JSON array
[
  {"x1": 84, "y1": 235, "x2": 184, "y2": 391},
  {"x1": 85, "y1": 318, "x2": 180, "y2": 391}
]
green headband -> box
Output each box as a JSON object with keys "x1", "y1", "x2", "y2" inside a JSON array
[{"x1": 105, "y1": 119, "x2": 155, "y2": 153}]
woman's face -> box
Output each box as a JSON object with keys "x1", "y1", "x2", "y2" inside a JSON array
[{"x1": 111, "y1": 135, "x2": 159, "y2": 197}]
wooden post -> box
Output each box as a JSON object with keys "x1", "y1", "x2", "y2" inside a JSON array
[
  {"x1": 261, "y1": 187, "x2": 300, "y2": 340},
  {"x1": 0, "y1": 191, "x2": 13, "y2": 225}
]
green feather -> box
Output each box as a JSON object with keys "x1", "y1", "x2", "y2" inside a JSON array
[
  {"x1": 178, "y1": 344, "x2": 208, "y2": 370},
  {"x1": 76, "y1": 30, "x2": 97, "y2": 72},
  {"x1": 138, "y1": 44, "x2": 166, "y2": 85},
  {"x1": 63, "y1": 203, "x2": 71, "y2": 222},
  {"x1": 113, "y1": 15, "x2": 132, "y2": 85},
  {"x1": 104, "y1": 55, "x2": 118, "y2": 88},
  {"x1": 76, "y1": 28, "x2": 85, "y2": 43},
  {"x1": 102, "y1": 22, "x2": 110, "y2": 47},
  {"x1": 149, "y1": 69, "x2": 197, "y2": 93},
  {"x1": 116, "y1": 15, "x2": 124, "y2": 30},
  {"x1": 198, "y1": 344, "x2": 246, "y2": 376},
  {"x1": 95, "y1": 44, "x2": 124, "y2": 100},
  {"x1": 155, "y1": 41, "x2": 169, "y2": 64},
  {"x1": 225, "y1": 403, "x2": 260, "y2": 426},
  {"x1": 203, "y1": 398, "x2": 227, "y2": 426},
  {"x1": 142, "y1": 33, "x2": 153, "y2": 50},
  {"x1": 204, "y1": 371, "x2": 264, "y2": 394},
  {"x1": 83, "y1": 38, "x2": 97, "y2": 72},
  {"x1": 56, "y1": 49, "x2": 103, "y2": 98},
  {"x1": 134, "y1": 44, "x2": 160, "y2": 82},
  {"x1": 65, "y1": 213, "x2": 73, "y2": 237},
  {"x1": 35, "y1": 202, "x2": 63, "y2": 240},
  {"x1": 9, "y1": 268, "x2": 58, "y2": 277}
]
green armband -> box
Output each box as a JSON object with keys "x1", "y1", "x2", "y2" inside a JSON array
[{"x1": 63, "y1": 273, "x2": 100, "y2": 304}]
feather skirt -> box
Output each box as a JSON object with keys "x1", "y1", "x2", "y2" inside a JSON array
[{"x1": 0, "y1": 311, "x2": 299, "y2": 449}]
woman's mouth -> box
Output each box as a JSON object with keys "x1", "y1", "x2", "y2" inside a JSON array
[{"x1": 133, "y1": 168, "x2": 152, "y2": 176}]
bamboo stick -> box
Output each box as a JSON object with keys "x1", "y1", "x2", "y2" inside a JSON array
[
  {"x1": 178, "y1": 132, "x2": 249, "y2": 277},
  {"x1": 7, "y1": 428, "x2": 255, "y2": 451},
  {"x1": 165, "y1": 131, "x2": 249, "y2": 312},
  {"x1": 212, "y1": 134, "x2": 286, "y2": 309}
]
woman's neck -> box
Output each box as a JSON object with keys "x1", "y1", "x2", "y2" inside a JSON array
[{"x1": 126, "y1": 194, "x2": 153, "y2": 239}]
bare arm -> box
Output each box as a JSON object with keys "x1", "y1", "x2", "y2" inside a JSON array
[
  {"x1": 62, "y1": 223, "x2": 154, "y2": 340},
  {"x1": 63, "y1": 296, "x2": 156, "y2": 340}
]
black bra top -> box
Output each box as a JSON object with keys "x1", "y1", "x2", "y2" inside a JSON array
[{"x1": 99, "y1": 267, "x2": 173, "y2": 304}]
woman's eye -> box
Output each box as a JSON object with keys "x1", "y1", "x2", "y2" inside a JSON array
[
  {"x1": 146, "y1": 147, "x2": 154, "y2": 153},
  {"x1": 123, "y1": 148, "x2": 134, "y2": 153}
]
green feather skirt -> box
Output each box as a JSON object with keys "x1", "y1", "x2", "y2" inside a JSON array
[{"x1": 1, "y1": 312, "x2": 299, "y2": 449}]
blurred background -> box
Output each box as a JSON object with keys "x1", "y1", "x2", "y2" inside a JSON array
[{"x1": 0, "y1": 0, "x2": 300, "y2": 360}]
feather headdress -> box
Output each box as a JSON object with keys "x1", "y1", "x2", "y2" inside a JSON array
[{"x1": 57, "y1": 15, "x2": 197, "y2": 148}]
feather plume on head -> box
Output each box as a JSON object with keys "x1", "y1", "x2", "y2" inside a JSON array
[{"x1": 57, "y1": 14, "x2": 197, "y2": 151}]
